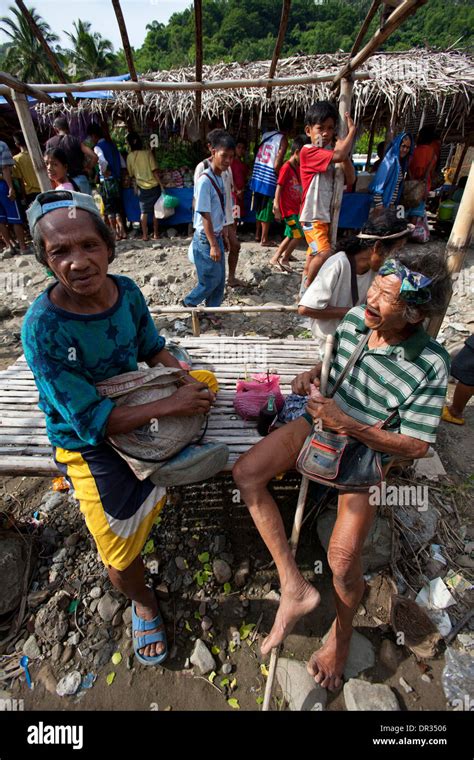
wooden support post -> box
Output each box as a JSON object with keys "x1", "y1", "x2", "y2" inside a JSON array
[
  {"x1": 330, "y1": 77, "x2": 354, "y2": 249},
  {"x1": 427, "y1": 159, "x2": 474, "y2": 338},
  {"x1": 194, "y1": 0, "x2": 203, "y2": 128},
  {"x1": 452, "y1": 143, "x2": 468, "y2": 186},
  {"x1": 111, "y1": 0, "x2": 144, "y2": 106},
  {"x1": 191, "y1": 310, "x2": 201, "y2": 337},
  {"x1": 14, "y1": 0, "x2": 75, "y2": 107},
  {"x1": 364, "y1": 118, "x2": 376, "y2": 171},
  {"x1": 10, "y1": 91, "x2": 50, "y2": 192},
  {"x1": 266, "y1": 0, "x2": 292, "y2": 99}
]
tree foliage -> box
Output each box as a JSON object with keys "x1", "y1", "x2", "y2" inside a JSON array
[{"x1": 0, "y1": 0, "x2": 471, "y2": 82}]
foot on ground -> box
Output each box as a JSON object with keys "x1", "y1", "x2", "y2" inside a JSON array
[
  {"x1": 134, "y1": 599, "x2": 166, "y2": 659},
  {"x1": 261, "y1": 582, "x2": 320, "y2": 656},
  {"x1": 306, "y1": 621, "x2": 352, "y2": 691}
]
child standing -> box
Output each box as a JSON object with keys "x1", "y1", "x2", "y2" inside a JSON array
[
  {"x1": 271, "y1": 135, "x2": 309, "y2": 272},
  {"x1": 44, "y1": 147, "x2": 78, "y2": 191},
  {"x1": 184, "y1": 133, "x2": 236, "y2": 319},
  {"x1": 231, "y1": 139, "x2": 249, "y2": 223},
  {"x1": 299, "y1": 101, "x2": 356, "y2": 288}
]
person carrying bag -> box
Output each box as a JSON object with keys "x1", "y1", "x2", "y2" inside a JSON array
[{"x1": 296, "y1": 331, "x2": 395, "y2": 491}]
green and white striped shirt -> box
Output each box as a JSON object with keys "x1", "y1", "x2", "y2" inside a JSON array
[{"x1": 328, "y1": 306, "x2": 450, "y2": 444}]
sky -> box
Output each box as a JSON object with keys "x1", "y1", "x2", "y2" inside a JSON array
[{"x1": 0, "y1": 0, "x2": 192, "y2": 49}]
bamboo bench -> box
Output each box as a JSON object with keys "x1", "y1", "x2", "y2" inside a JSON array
[{"x1": 0, "y1": 335, "x2": 322, "y2": 476}]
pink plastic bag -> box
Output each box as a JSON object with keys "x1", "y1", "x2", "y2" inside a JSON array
[
  {"x1": 410, "y1": 215, "x2": 430, "y2": 244},
  {"x1": 234, "y1": 373, "x2": 285, "y2": 420}
]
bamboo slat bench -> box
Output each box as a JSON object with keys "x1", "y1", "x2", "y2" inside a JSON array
[{"x1": 0, "y1": 335, "x2": 322, "y2": 476}]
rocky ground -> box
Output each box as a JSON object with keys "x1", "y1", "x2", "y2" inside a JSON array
[{"x1": 0, "y1": 228, "x2": 472, "y2": 713}]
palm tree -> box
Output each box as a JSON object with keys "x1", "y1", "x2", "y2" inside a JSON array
[
  {"x1": 64, "y1": 19, "x2": 118, "y2": 79},
  {"x1": 0, "y1": 5, "x2": 61, "y2": 82}
]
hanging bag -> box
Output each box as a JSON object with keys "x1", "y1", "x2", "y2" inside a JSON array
[{"x1": 296, "y1": 332, "x2": 395, "y2": 491}]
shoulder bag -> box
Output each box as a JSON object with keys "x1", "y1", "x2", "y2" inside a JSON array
[{"x1": 296, "y1": 331, "x2": 395, "y2": 491}]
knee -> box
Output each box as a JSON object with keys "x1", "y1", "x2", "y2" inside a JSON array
[
  {"x1": 232, "y1": 453, "x2": 263, "y2": 494},
  {"x1": 327, "y1": 541, "x2": 362, "y2": 587}
]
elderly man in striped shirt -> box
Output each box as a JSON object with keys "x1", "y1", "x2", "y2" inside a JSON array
[{"x1": 233, "y1": 247, "x2": 451, "y2": 691}]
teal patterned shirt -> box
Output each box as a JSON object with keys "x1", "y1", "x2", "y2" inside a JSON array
[{"x1": 21, "y1": 275, "x2": 165, "y2": 450}]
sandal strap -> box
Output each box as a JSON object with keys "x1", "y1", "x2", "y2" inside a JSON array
[{"x1": 136, "y1": 628, "x2": 166, "y2": 650}]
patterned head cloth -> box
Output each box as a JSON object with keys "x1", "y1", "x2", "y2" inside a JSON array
[{"x1": 378, "y1": 258, "x2": 433, "y2": 305}]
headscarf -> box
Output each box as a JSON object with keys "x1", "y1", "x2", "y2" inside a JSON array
[
  {"x1": 369, "y1": 132, "x2": 414, "y2": 207},
  {"x1": 379, "y1": 258, "x2": 433, "y2": 305}
]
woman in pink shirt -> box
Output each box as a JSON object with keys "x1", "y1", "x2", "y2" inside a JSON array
[{"x1": 44, "y1": 147, "x2": 78, "y2": 191}]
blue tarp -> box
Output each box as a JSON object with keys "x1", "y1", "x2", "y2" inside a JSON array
[{"x1": 0, "y1": 73, "x2": 131, "y2": 106}]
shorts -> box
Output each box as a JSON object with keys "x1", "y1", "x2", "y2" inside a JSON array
[
  {"x1": 52, "y1": 368, "x2": 218, "y2": 570},
  {"x1": 100, "y1": 177, "x2": 121, "y2": 216},
  {"x1": 54, "y1": 443, "x2": 167, "y2": 571},
  {"x1": 138, "y1": 185, "x2": 161, "y2": 215},
  {"x1": 303, "y1": 221, "x2": 331, "y2": 256},
  {"x1": 254, "y1": 193, "x2": 274, "y2": 224},
  {"x1": 0, "y1": 180, "x2": 22, "y2": 224},
  {"x1": 451, "y1": 338, "x2": 474, "y2": 386},
  {"x1": 283, "y1": 214, "x2": 304, "y2": 240}
]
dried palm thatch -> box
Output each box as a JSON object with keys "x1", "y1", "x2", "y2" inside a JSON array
[{"x1": 35, "y1": 49, "x2": 474, "y2": 140}]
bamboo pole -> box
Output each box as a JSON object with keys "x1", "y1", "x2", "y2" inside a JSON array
[
  {"x1": 452, "y1": 143, "x2": 468, "y2": 186},
  {"x1": 194, "y1": 0, "x2": 203, "y2": 125},
  {"x1": 14, "y1": 0, "x2": 76, "y2": 107},
  {"x1": 427, "y1": 160, "x2": 474, "y2": 338},
  {"x1": 266, "y1": 0, "x2": 292, "y2": 98},
  {"x1": 10, "y1": 91, "x2": 50, "y2": 192},
  {"x1": 332, "y1": 0, "x2": 428, "y2": 87},
  {"x1": 350, "y1": 0, "x2": 382, "y2": 57},
  {"x1": 0, "y1": 70, "x2": 371, "y2": 97},
  {"x1": 0, "y1": 71, "x2": 52, "y2": 104},
  {"x1": 364, "y1": 118, "x2": 377, "y2": 171},
  {"x1": 149, "y1": 305, "x2": 298, "y2": 315},
  {"x1": 111, "y1": 0, "x2": 144, "y2": 106},
  {"x1": 330, "y1": 77, "x2": 354, "y2": 249}
]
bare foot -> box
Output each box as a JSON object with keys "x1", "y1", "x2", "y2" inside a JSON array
[
  {"x1": 227, "y1": 278, "x2": 246, "y2": 288},
  {"x1": 141, "y1": 236, "x2": 149, "y2": 242},
  {"x1": 134, "y1": 591, "x2": 166, "y2": 659},
  {"x1": 261, "y1": 581, "x2": 320, "y2": 656},
  {"x1": 261, "y1": 240, "x2": 278, "y2": 248},
  {"x1": 306, "y1": 621, "x2": 351, "y2": 691}
]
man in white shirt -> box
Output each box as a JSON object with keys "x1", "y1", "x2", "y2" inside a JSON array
[{"x1": 299, "y1": 247, "x2": 376, "y2": 346}]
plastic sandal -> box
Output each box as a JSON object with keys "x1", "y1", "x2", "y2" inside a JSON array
[
  {"x1": 441, "y1": 405, "x2": 465, "y2": 425},
  {"x1": 132, "y1": 598, "x2": 168, "y2": 666}
]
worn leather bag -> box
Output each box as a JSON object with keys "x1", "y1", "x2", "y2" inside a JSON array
[
  {"x1": 296, "y1": 332, "x2": 394, "y2": 492},
  {"x1": 96, "y1": 366, "x2": 206, "y2": 479}
]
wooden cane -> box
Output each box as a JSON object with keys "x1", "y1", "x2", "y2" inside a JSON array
[{"x1": 262, "y1": 334, "x2": 335, "y2": 711}]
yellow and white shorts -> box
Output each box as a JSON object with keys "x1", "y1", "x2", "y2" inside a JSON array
[{"x1": 54, "y1": 369, "x2": 218, "y2": 571}]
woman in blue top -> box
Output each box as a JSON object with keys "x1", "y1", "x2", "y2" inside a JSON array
[
  {"x1": 369, "y1": 132, "x2": 413, "y2": 210},
  {"x1": 22, "y1": 190, "x2": 216, "y2": 666}
]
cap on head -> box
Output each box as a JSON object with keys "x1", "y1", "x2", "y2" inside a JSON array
[{"x1": 26, "y1": 190, "x2": 102, "y2": 232}]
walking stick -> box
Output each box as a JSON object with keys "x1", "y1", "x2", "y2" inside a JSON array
[{"x1": 262, "y1": 334, "x2": 335, "y2": 711}]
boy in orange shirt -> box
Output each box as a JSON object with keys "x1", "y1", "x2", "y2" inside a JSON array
[{"x1": 299, "y1": 101, "x2": 356, "y2": 288}]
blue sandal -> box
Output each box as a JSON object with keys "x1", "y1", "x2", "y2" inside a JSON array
[{"x1": 132, "y1": 598, "x2": 168, "y2": 666}]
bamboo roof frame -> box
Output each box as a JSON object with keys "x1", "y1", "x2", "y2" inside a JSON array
[
  {"x1": 3, "y1": 0, "x2": 470, "y2": 142},
  {"x1": 22, "y1": 50, "x2": 473, "y2": 144}
]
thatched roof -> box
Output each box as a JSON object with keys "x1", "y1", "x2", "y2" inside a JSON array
[{"x1": 35, "y1": 49, "x2": 474, "y2": 140}]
